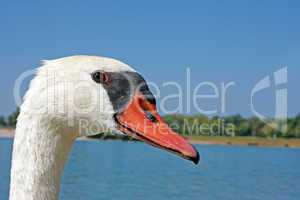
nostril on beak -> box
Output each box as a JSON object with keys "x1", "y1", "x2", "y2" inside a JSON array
[{"x1": 145, "y1": 111, "x2": 158, "y2": 123}]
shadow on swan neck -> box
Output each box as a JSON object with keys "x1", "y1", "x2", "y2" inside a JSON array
[{"x1": 9, "y1": 112, "x2": 77, "y2": 200}]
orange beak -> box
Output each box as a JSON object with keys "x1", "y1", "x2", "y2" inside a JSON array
[{"x1": 114, "y1": 92, "x2": 200, "y2": 164}]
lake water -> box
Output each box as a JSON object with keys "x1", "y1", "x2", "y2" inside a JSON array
[{"x1": 1, "y1": 138, "x2": 300, "y2": 200}]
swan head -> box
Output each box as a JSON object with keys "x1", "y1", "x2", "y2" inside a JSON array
[{"x1": 22, "y1": 55, "x2": 199, "y2": 164}]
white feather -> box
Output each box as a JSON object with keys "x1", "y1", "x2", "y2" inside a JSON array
[{"x1": 9, "y1": 55, "x2": 136, "y2": 200}]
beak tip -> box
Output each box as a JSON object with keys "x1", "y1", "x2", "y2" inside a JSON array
[{"x1": 191, "y1": 147, "x2": 200, "y2": 165}]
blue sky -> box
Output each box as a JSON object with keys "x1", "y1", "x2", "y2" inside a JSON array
[{"x1": 0, "y1": 0, "x2": 299, "y2": 117}]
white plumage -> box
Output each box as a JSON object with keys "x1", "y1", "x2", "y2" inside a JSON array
[
  {"x1": 10, "y1": 55, "x2": 135, "y2": 200},
  {"x1": 9, "y1": 55, "x2": 199, "y2": 200}
]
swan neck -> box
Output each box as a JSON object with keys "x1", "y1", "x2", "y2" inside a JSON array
[{"x1": 9, "y1": 113, "x2": 76, "y2": 200}]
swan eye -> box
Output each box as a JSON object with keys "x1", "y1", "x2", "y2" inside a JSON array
[{"x1": 91, "y1": 71, "x2": 110, "y2": 85}]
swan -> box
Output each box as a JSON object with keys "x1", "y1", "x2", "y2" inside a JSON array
[{"x1": 9, "y1": 55, "x2": 199, "y2": 200}]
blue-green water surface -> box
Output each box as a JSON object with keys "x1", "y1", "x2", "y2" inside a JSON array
[{"x1": 1, "y1": 139, "x2": 300, "y2": 200}]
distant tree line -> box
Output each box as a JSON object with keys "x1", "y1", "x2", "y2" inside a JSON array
[
  {"x1": 163, "y1": 114, "x2": 300, "y2": 138},
  {"x1": 1, "y1": 108, "x2": 300, "y2": 138},
  {"x1": 0, "y1": 108, "x2": 20, "y2": 128}
]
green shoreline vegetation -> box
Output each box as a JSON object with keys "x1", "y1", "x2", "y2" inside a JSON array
[
  {"x1": 163, "y1": 114, "x2": 300, "y2": 138},
  {"x1": 1, "y1": 108, "x2": 300, "y2": 147},
  {"x1": 0, "y1": 108, "x2": 19, "y2": 128}
]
